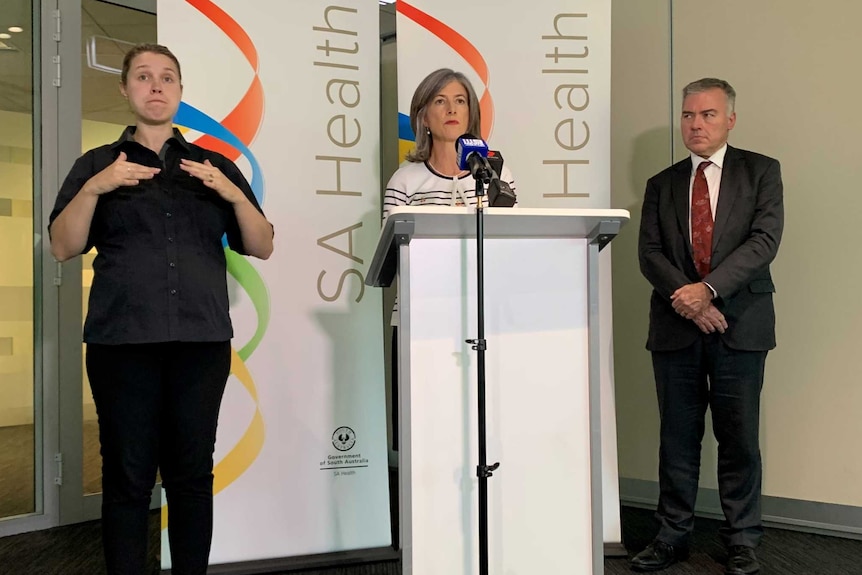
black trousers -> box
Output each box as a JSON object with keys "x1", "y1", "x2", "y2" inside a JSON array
[
  {"x1": 651, "y1": 335, "x2": 767, "y2": 548},
  {"x1": 391, "y1": 326, "x2": 399, "y2": 451},
  {"x1": 86, "y1": 341, "x2": 231, "y2": 575}
]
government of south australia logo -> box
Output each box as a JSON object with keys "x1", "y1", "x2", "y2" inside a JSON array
[{"x1": 332, "y1": 426, "x2": 356, "y2": 451}]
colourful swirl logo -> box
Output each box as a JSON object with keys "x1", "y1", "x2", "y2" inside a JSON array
[
  {"x1": 162, "y1": 0, "x2": 268, "y2": 530},
  {"x1": 396, "y1": 1, "x2": 495, "y2": 159}
]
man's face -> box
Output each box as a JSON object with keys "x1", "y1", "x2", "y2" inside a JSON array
[{"x1": 681, "y1": 88, "x2": 736, "y2": 158}]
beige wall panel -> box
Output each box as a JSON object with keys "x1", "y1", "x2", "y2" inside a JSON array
[
  {"x1": 606, "y1": 0, "x2": 862, "y2": 506},
  {"x1": 0, "y1": 289, "x2": 36, "y2": 427},
  {"x1": 0, "y1": 219, "x2": 32, "y2": 286},
  {"x1": 0, "y1": 321, "x2": 33, "y2": 427},
  {"x1": 671, "y1": 0, "x2": 862, "y2": 507},
  {"x1": 0, "y1": 111, "x2": 33, "y2": 149},
  {"x1": 610, "y1": 0, "x2": 671, "y2": 482},
  {"x1": 0, "y1": 158, "x2": 33, "y2": 202}
]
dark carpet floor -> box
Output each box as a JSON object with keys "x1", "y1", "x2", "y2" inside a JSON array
[
  {"x1": 2, "y1": 505, "x2": 861, "y2": 574},
  {"x1": 3, "y1": 425, "x2": 861, "y2": 574}
]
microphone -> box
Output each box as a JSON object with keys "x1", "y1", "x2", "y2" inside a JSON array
[
  {"x1": 455, "y1": 134, "x2": 492, "y2": 182},
  {"x1": 488, "y1": 178, "x2": 516, "y2": 207},
  {"x1": 485, "y1": 150, "x2": 516, "y2": 207}
]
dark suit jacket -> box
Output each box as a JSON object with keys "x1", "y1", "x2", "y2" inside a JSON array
[{"x1": 638, "y1": 145, "x2": 784, "y2": 352}]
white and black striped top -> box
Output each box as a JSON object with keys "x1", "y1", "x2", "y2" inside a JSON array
[
  {"x1": 383, "y1": 160, "x2": 517, "y2": 220},
  {"x1": 382, "y1": 160, "x2": 517, "y2": 325}
]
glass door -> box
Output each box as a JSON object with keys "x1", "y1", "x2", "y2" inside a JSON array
[
  {"x1": 0, "y1": 0, "x2": 40, "y2": 524},
  {"x1": 0, "y1": 0, "x2": 158, "y2": 534},
  {"x1": 0, "y1": 0, "x2": 61, "y2": 537},
  {"x1": 62, "y1": 0, "x2": 157, "y2": 520}
]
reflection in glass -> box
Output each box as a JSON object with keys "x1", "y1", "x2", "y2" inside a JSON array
[{"x1": 0, "y1": 1, "x2": 35, "y2": 519}]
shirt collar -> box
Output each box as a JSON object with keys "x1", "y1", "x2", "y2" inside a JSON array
[
  {"x1": 690, "y1": 143, "x2": 728, "y2": 171},
  {"x1": 110, "y1": 126, "x2": 191, "y2": 152}
]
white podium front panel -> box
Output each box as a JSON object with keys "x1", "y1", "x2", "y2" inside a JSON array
[{"x1": 402, "y1": 237, "x2": 592, "y2": 575}]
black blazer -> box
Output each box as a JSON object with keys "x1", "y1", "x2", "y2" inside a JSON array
[{"x1": 638, "y1": 145, "x2": 784, "y2": 352}]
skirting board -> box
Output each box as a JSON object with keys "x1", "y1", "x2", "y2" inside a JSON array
[
  {"x1": 620, "y1": 478, "x2": 862, "y2": 541},
  {"x1": 604, "y1": 541, "x2": 628, "y2": 557}
]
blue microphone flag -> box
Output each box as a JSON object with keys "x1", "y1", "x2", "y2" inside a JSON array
[{"x1": 455, "y1": 135, "x2": 489, "y2": 171}]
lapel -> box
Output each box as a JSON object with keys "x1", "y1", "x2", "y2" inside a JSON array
[
  {"x1": 672, "y1": 157, "x2": 693, "y2": 254},
  {"x1": 712, "y1": 145, "x2": 742, "y2": 249}
]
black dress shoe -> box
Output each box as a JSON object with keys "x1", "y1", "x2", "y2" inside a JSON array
[
  {"x1": 630, "y1": 540, "x2": 689, "y2": 572},
  {"x1": 725, "y1": 545, "x2": 760, "y2": 574}
]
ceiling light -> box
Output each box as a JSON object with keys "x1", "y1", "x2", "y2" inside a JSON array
[
  {"x1": 8, "y1": 26, "x2": 24, "y2": 33},
  {"x1": 0, "y1": 33, "x2": 10, "y2": 39}
]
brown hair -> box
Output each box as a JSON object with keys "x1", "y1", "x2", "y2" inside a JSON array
[
  {"x1": 406, "y1": 68, "x2": 482, "y2": 163},
  {"x1": 120, "y1": 43, "x2": 182, "y2": 85}
]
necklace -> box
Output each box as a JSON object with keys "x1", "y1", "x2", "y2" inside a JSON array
[{"x1": 428, "y1": 159, "x2": 467, "y2": 178}]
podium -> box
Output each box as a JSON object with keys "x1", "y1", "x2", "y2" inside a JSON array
[{"x1": 367, "y1": 207, "x2": 629, "y2": 575}]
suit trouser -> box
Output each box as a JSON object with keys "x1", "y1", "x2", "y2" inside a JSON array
[
  {"x1": 391, "y1": 326, "x2": 399, "y2": 451},
  {"x1": 651, "y1": 334, "x2": 767, "y2": 548},
  {"x1": 86, "y1": 341, "x2": 231, "y2": 575}
]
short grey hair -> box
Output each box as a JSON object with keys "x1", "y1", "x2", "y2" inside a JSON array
[
  {"x1": 406, "y1": 68, "x2": 482, "y2": 163},
  {"x1": 682, "y1": 78, "x2": 736, "y2": 114}
]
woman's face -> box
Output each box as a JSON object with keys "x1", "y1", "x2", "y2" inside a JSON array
[
  {"x1": 423, "y1": 80, "x2": 469, "y2": 145},
  {"x1": 120, "y1": 52, "x2": 182, "y2": 126}
]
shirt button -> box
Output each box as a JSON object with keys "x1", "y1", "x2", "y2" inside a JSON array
[
  {"x1": 169, "y1": 262, "x2": 176, "y2": 268},
  {"x1": 166, "y1": 212, "x2": 172, "y2": 218},
  {"x1": 170, "y1": 289, "x2": 177, "y2": 295}
]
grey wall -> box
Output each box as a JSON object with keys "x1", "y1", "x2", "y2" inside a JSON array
[{"x1": 611, "y1": 0, "x2": 862, "y2": 515}]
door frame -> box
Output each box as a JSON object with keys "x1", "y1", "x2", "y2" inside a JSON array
[{"x1": 0, "y1": 0, "x2": 61, "y2": 539}]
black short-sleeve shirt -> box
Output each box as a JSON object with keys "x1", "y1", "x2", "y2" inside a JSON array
[{"x1": 49, "y1": 127, "x2": 268, "y2": 345}]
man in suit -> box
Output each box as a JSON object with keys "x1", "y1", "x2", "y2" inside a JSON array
[{"x1": 630, "y1": 78, "x2": 783, "y2": 575}]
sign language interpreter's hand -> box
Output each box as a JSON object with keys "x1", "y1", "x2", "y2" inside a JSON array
[
  {"x1": 179, "y1": 158, "x2": 245, "y2": 204},
  {"x1": 83, "y1": 151, "x2": 161, "y2": 196}
]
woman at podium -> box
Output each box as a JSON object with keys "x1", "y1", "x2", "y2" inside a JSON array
[
  {"x1": 383, "y1": 68, "x2": 516, "y2": 215},
  {"x1": 382, "y1": 68, "x2": 517, "y2": 452}
]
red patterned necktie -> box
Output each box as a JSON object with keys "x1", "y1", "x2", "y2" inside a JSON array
[{"x1": 691, "y1": 161, "x2": 713, "y2": 278}]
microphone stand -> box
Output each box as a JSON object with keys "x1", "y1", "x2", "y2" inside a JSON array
[{"x1": 465, "y1": 159, "x2": 499, "y2": 575}]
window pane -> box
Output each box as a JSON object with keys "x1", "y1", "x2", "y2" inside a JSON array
[{"x1": 0, "y1": 0, "x2": 36, "y2": 519}]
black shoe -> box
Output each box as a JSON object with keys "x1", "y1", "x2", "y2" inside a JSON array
[
  {"x1": 725, "y1": 545, "x2": 759, "y2": 574},
  {"x1": 630, "y1": 540, "x2": 689, "y2": 572}
]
